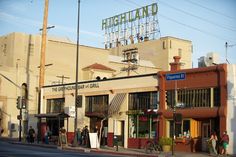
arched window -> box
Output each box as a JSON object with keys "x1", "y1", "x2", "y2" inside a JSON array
[{"x1": 21, "y1": 83, "x2": 28, "y2": 99}]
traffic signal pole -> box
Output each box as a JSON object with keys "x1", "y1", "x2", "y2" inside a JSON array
[
  {"x1": 172, "y1": 80, "x2": 177, "y2": 156},
  {"x1": 72, "y1": 0, "x2": 80, "y2": 147}
]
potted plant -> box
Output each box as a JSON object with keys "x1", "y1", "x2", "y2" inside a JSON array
[{"x1": 159, "y1": 137, "x2": 173, "y2": 152}]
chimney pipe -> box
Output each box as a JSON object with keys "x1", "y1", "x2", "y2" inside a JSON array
[{"x1": 170, "y1": 56, "x2": 181, "y2": 71}]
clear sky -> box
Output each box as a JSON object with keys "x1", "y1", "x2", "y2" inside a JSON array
[{"x1": 1, "y1": 0, "x2": 236, "y2": 67}]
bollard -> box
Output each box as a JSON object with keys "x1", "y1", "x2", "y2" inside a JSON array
[{"x1": 114, "y1": 136, "x2": 118, "y2": 151}]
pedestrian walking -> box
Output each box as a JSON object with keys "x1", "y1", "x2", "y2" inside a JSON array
[
  {"x1": 209, "y1": 131, "x2": 218, "y2": 155},
  {"x1": 221, "y1": 131, "x2": 229, "y2": 155},
  {"x1": 28, "y1": 126, "x2": 35, "y2": 143},
  {"x1": 82, "y1": 126, "x2": 89, "y2": 147},
  {"x1": 59, "y1": 127, "x2": 67, "y2": 149}
]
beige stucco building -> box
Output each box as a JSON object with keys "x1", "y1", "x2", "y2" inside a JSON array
[{"x1": 0, "y1": 32, "x2": 192, "y2": 140}]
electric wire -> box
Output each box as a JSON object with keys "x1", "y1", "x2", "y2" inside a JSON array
[
  {"x1": 186, "y1": 0, "x2": 236, "y2": 21},
  {"x1": 123, "y1": 0, "x2": 236, "y2": 43},
  {"x1": 158, "y1": 0, "x2": 236, "y2": 32}
]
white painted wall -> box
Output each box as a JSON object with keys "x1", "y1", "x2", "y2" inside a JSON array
[{"x1": 227, "y1": 64, "x2": 236, "y2": 155}]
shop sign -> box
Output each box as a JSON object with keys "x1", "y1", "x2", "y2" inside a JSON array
[
  {"x1": 126, "y1": 110, "x2": 144, "y2": 115},
  {"x1": 52, "y1": 83, "x2": 99, "y2": 92},
  {"x1": 139, "y1": 116, "x2": 148, "y2": 121},
  {"x1": 64, "y1": 106, "x2": 75, "y2": 118}
]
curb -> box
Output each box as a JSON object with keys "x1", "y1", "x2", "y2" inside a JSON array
[
  {"x1": 65, "y1": 146, "x2": 158, "y2": 157},
  {"x1": 10, "y1": 141, "x2": 57, "y2": 149}
]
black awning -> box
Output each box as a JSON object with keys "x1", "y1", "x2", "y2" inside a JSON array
[{"x1": 35, "y1": 112, "x2": 70, "y2": 119}]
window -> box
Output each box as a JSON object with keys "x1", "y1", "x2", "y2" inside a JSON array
[
  {"x1": 129, "y1": 92, "x2": 158, "y2": 110},
  {"x1": 178, "y1": 48, "x2": 182, "y2": 57},
  {"x1": 169, "y1": 119, "x2": 191, "y2": 138},
  {"x1": 166, "y1": 88, "x2": 220, "y2": 109},
  {"x1": 46, "y1": 98, "x2": 65, "y2": 113},
  {"x1": 85, "y1": 95, "x2": 108, "y2": 113},
  {"x1": 163, "y1": 41, "x2": 166, "y2": 49},
  {"x1": 128, "y1": 115, "x2": 158, "y2": 139}
]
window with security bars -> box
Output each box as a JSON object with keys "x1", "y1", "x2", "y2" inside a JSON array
[
  {"x1": 166, "y1": 87, "x2": 220, "y2": 108},
  {"x1": 85, "y1": 95, "x2": 108, "y2": 113},
  {"x1": 46, "y1": 98, "x2": 65, "y2": 113},
  {"x1": 128, "y1": 92, "x2": 158, "y2": 110}
]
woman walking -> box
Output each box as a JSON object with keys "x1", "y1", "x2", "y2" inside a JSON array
[{"x1": 209, "y1": 131, "x2": 218, "y2": 155}]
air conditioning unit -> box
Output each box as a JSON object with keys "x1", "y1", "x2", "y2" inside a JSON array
[{"x1": 198, "y1": 52, "x2": 219, "y2": 67}]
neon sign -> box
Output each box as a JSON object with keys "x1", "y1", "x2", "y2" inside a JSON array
[{"x1": 102, "y1": 3, "x2": 160, "y2": 48}]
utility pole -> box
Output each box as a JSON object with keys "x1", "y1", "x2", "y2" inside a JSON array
[
  {"x1": 38, "y1": 0, "x2": 49, "y2": 142},
  {"x1": 72, "y1": 0, "x2": 80, "y2": 147},
  {"x1": 56, "y1": 75, "x2": 70, "y2": 84}
]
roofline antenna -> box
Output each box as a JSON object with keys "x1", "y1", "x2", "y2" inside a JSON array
[{"x1": 225, "y1": 42, "x2": 236, "y2": 64}]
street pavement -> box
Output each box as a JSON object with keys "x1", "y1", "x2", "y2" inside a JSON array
[{"x1": 1, "y1": 137, "x2": 235, "y2": 157}]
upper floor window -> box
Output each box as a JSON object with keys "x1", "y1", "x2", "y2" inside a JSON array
[
  {"x1": 178, "y1": 48, "x2": 182, "y2": 57},
  {"x1": 129, "y1": 92, "x2": 158, "y2": 110},
  {"x1": 85, "y1": 95, "x2": 108, "y2": 113},
  {"x1": 46, "y1": 98, "x2": 65, "y2": 113},
  {"x1": 163, "y1": 41, "x2": 166, "y2": 49},
  {"x1": 166, "y1": 87, "x2": 220, "y2": 108}
]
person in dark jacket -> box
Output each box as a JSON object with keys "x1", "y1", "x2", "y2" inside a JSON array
[{"x1": 28, "y1": 126, "x2": 35, "y2": 143}]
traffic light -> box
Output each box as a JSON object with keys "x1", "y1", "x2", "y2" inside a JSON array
[
  {"x1": 166, "y1": 91, "x2": 173, "y2": 107},
  {"x1": 21, "y1": 96, "x2": 26, "y2": 109},
  {"x1": 76, "y1": 95, "x2": 82, "y2": 108},
  {"x1": 16, "y1": 96, "x2": 21, "y2": 109}
]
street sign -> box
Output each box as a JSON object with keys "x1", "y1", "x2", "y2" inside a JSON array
[
  {"x1": 17, "y1": 115, "x2": 22, "y2": 120},
  {"x1": 166, "y1": 72, "x2": 186, "y2": 81}
]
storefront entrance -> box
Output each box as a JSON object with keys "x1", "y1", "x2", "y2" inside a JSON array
[{"x1": 201, "y1": 122, "x2": 210, "y2": 151}]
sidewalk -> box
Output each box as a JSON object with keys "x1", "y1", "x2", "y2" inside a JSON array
[
  {"x1": 0, "y1": 137, "x2": 227, "y2": 157},
  {"x1": 65, "y1": 145, "x2": 213, "y2": 157}
]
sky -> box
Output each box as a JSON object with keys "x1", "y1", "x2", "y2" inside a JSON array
[{"x1": 0, "y1": 0, "x2": 236, "y2": 67}]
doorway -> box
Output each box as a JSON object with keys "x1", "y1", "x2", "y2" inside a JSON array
[
  {"x1": 47, "y1": 119, "x2": 64, "y2": 136},
  {"x1": 202, "y1": 122, "x2": 210, "y2": 151},
  {"x1": 115, "y1": 120, "x2": 124, "y2": 147}
]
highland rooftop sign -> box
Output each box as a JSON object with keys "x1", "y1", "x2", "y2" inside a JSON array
[
  {"x1": 102, "y1": 3, "x2": 158, "y2": 30},
  {"x1": 102, "y1": 3, "x2": 159, "y2": 48}
]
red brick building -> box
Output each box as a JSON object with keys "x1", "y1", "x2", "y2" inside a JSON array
[{"x1": 157, "y1": 56, "x2": 227, "y2": 152}]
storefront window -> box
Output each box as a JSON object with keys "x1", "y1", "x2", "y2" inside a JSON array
[
  {"x1": 129, "y1": 115, "x2": 137, "y2": 138},
  {"x1": 138, "y1": 115, "x2": 149, "y2": 138},
  {"x1": 128, "y1": 115, "x2": 158, "y2": 139},
  {"x1": 169, "y1": 119, "x2": 191, "y2": 138}
]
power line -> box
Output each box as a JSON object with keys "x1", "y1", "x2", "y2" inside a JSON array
[
  {"x1": 186, "y1": 0, "x2": 236, "y2": 21},
  {"x1": 123, "y1": 0, "x2": 236, "y2": 43},
  {"x1": 159, "y1": 13, "x2": 236, "y2": 43},
  {"x1": 158, "y1": 0, "x2": 236, "y2": 32}
]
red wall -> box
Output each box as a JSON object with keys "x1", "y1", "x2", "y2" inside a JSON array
[
  {"x1": 107, "y1": 132, "x2": 114, "y2": 147},
  {"x1": 67, "y1": 132, "x2": 74, "y2": 144}
]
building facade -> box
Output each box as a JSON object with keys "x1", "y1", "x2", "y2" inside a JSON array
[
  {"x1": 0, "y1": 32, "x2": 191, "y2": 139},
  {"x1": 40, "y1": 60, "x2": 236, "y2": 155},
  {"x1": 1, "y1": 32, "x2": 235, "y2": 154}
]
